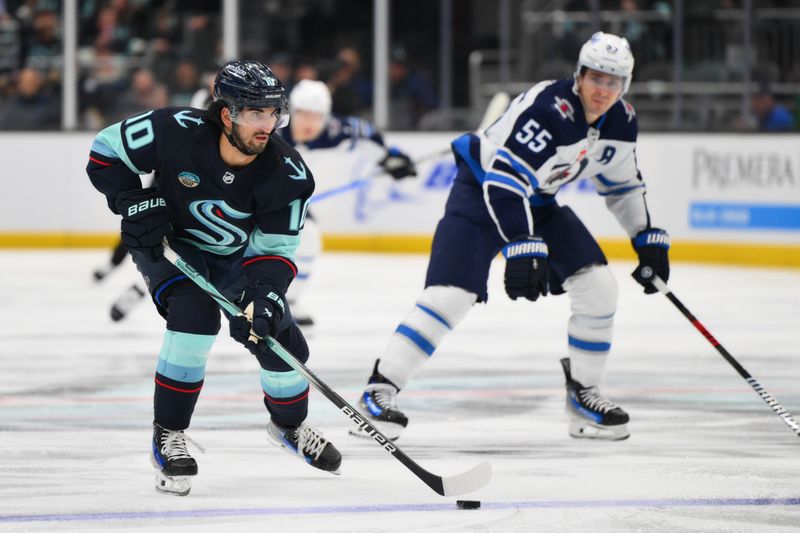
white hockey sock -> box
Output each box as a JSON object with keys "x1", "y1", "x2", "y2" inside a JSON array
[
  {"x1": 378, "y1": 286, "x2": 476, "y2": 389},
  {"x1": 286, "y1": 218, "x2": 321, "y2": 311},
  {"x1": 563, "y1": 265, "x2": 617, "y2": 388}
]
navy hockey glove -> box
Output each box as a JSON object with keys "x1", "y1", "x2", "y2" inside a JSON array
[
  {"x1": 379, "y1": 147, "x2": 417, "y2": 180},
  {"x1": 229, "y1": 286, "x2": 286, "y2": 356},
  {"x1": 115, "y1": 187, "x2": 172, "y2": 262},
  {"x1": 631, "y1": 228, "x2": 670, "y2": 294},
  {"x1": 502, "y1": 236, "x2": 549, "y2": 301}
]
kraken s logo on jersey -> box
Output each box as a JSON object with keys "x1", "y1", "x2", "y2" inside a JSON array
[
  {"x1": 553, "y1": 96, "x2": 575, "y2": 122},
  {"x1": 178, "y1": 171, "x2": 200, "y2": 188},
  {"x1": 284, "y1": 157, "x2": 307, "y2": 180},
  {"x1": 185, "y1": 200, "x2": 252, "y2": 250}
]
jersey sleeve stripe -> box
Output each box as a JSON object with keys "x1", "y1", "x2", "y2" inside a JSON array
[
  {"x1": 241, "y1": 255, "x2": 298, "y2": 277},
  {"x1": 594, "y1": 172, "x2": 630, "y2": 187},
  {"x1": 496, "y1": 148, "x2": 540, "y2": 187},
  {"x1": 245, "y1": 230, "x2": 300, "y2": 262},
  {"x1": 597, "y1": 184, "x2": 645, "y2": 197},
  {"x1": 95, "y1": 122, "x2": 145, "y2": 174},
  {"x1": 485, "y1": 171, "x2": 530, "y2": 196},
  {"x1": 88, "y1": 156, "x2": 113, "y2": 167},
  {"x1": 90, "y1": 139, "x2": 121, "y2": 159}
]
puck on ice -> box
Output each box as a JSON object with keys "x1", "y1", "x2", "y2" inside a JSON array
[{"x1": 456, "y1": 500, "x2": 481, "y2": 510}]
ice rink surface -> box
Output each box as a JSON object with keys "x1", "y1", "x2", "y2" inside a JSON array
[{"x1": 1, "y1": 250, "x2": 798, "y2": 532}]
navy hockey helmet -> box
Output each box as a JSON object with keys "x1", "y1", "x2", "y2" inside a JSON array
[{"x1": 214, "y1": 60, "x2": 289, "y2": 128}]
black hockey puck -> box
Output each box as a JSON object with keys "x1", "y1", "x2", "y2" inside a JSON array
[{"x1": 456, "y1": 500, "x2": 481, "y2": 510}]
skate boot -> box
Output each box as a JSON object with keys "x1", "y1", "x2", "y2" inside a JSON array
[
  {"x1": 151, "y1": 423, "x2": 201, "y2": 496},
  {"x1": 288, "y1": 299, "x2": 314, "y2": 328},
  {"x1": 560, "y1": 358, "x2": 630, "y2": 441},
  {"x1": 110, "y1": 284, "x2": 146, "y2": 322},
  {"x1": 267, "y1": 421, "x2": 342, "y2": 474},
  {"x1": 350, "y1": 360, "x2": 408, "y2": 441}
]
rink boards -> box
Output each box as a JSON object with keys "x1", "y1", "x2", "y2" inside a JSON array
[{"x1": 0, "y1": 131, "x2": 798, "y2": 266}]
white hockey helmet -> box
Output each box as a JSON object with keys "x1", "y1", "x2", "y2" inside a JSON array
[
  {"x1": 575, "y1": 32, "x2": 634, "y2": 95},
  {"x1": 289, "y1": 79, "x2": 332, "y2": 116}
]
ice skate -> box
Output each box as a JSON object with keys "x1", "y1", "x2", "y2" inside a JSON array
[
  {"x1": 561, "y1": 358, "x2": 630, "y2": 441},
  {"x1": 289, "y1": 300, "x2": 314, "y2": 328},
  {"x1": 110, "y1": 284, "x2": 146, "y2": 322},
  {"x1": 151, "y1": 423, "x2": 200, "y2": 496},
  {"x1": 267, "y1": 421, "x2": 342, "y2": 474},
  {"x1": 350, "y1": 360, "x2": 408, "y2": 441}
]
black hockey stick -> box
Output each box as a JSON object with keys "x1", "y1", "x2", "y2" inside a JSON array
[
  {"x1": 161, "y1": 241, "x2": 491, "y2": 496},
  {"x1": 650, "y1": 275, "x2": 800, "y2": 439}
]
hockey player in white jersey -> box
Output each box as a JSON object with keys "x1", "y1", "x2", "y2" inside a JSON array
[
  {"x1": 280, "y1": 80, "x2": 417, "y2": 327},
  {"x1": 354, "y1": 32, "x2": 670, "y2": 441}
]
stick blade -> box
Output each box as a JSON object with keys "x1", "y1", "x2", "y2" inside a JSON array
[{"x1": 441, "y1": 461, "x2": 492, "y2": 497}]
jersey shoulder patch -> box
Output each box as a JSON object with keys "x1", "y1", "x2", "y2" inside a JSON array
[
  {"x1": 170, "y1": 107, "x2": 206, "y2": 129},
  {"x1": 272, "y1": 135, "x2": 314, "y2": 184}
]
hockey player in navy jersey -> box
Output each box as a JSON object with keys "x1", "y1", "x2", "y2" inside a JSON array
[
  {"x1": 279, "y1": 79, "x2": 417, "y2": 327},
  {"x1": 86, "y1": 60, "x2": 342, "y2": 496},
  {"x1": 354, "y1": 32, "x2": 671, "y2": 442}
]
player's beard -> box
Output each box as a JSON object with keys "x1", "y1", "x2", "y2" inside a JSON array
[{"x1": 231, "y1": 124, "x2": 269, "y2": 156}]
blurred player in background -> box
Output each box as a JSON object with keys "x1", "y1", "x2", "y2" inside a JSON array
[
  {"x1": 86, "y1": 60, "x2": 342, "y2": 496},
  {"x1": 354, "y1": 32, "x2": 671, "y2": 442},
  {"x1": 279, "y1": 79, "x2": 417, "y2": 326}
]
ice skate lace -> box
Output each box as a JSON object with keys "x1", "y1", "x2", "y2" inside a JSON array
[
  {"x1": 372, "y1": 385, "x2": 398, "y2": 410},
  {"x1": 579, "y1": 387, "x2": 618, "y2": 413},
  {"x1": 295, "y1": 426, "x2": 328, "y2": 460},
  {"x1": 160, "y1": 430, "x2": 206, "y2": 460}
]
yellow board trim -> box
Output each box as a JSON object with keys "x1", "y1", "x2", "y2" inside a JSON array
[{"x1": 0, "y1": 232, "x2": 799, "y2": 268}]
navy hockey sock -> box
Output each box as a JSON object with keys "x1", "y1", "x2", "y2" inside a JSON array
[{"x1": 154, "y1": 372, "x2": 203, "y2": 430}]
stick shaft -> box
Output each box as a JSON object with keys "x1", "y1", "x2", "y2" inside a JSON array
[
  {"x1": 161, "y1": 242, "x2": 490, "y2": 494},
  {"x1": 652, "y1": 276, "x2": 800, "y2": 438}
]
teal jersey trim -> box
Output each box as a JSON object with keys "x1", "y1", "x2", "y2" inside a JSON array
[
  {"x1": 95, "y1": 122, "x2": 146, "y2": 175},
  {"x1": 157, "y1": 330, "x2": 216, "y2": 382},
  {"x1": 245, "y1": 229, "x2": 301, "y2": 261},
  {"x1": 259, "y1": 368, "x2": 309, "y2": 398}
]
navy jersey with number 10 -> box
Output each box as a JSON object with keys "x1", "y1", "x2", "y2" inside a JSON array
[{"x1": 86, "y1": 106, "x2": 313, "y2": 294}]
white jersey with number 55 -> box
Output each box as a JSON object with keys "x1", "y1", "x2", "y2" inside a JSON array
[{"x1": 451, "y1": 78, "x2": 650, "y2": 242}]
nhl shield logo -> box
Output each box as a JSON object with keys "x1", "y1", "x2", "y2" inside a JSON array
[
  {"x1": 178, "y1": 171, "x2": 200, "y2": 188},
  {"x1": 222, "y1": 171, "x2": 235, "y2": 184}
]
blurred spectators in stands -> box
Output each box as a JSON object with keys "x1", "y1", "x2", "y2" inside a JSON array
[
  {"x1": 269, "y1": 53, "x2": 293, "y2": 92},
  {"x1": 328, "y1": 46, "x2": 371, "y2": 116},
  {"x1": 189, "y1": 70, "x2": 216, "y2": 109},
  {"x1": 147, "y1": 8, "x2": 183, "y2": 83},
  {"x1": 80, "y1": 47, "x2": 126, "y2": 129},
  {"x1": 294, "y1": 60, "x2": 319, "y2": 83},
  {"x1": 388, "y1": 45, "x2": 438, "y2": 129},
  {"x1": 169, "y1": 58, "x2": 200, "y2": 106},
  {"x1": 114, "y1": 67, "x2": 167, "y2": 120},
  {"x1": 23, "y1": 9, "x2": 60, "y2": 81},
  {"x1": 0, "y1": 67, "x2": 58, "y2": 129},
  {"x1": 751, "y1": 83, "x2": 795, "y2": 132},
  {"x1": 93, "y1": 5, "x2": 130, "y2": 54}
]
